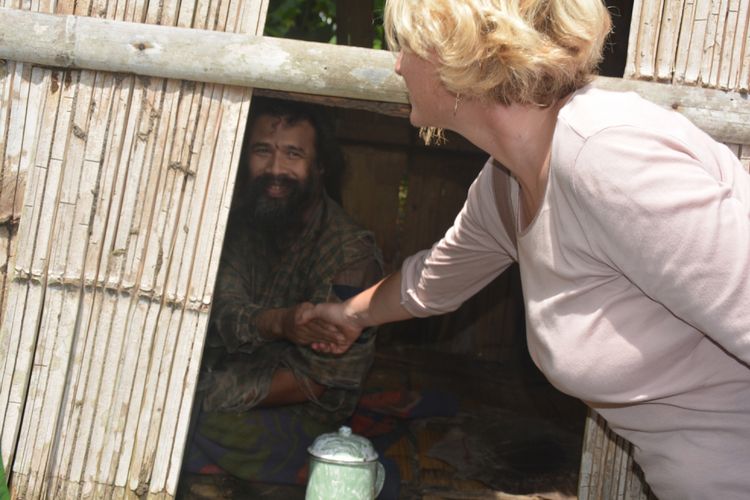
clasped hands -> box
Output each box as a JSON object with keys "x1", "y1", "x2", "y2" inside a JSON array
[{"x1": 280, "y1": 302, "x2": 363, "y2": 354}]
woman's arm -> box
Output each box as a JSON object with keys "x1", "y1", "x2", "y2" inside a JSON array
[
  {"x1": 304, "y1": 162, "x2": 518, "y2": 353},
  {"x1": 304, "y1": 270, "x2": 413, "y2": 353}
]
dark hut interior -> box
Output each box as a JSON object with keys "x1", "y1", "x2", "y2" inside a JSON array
[{"x1": 179, "y1": 1, "x2": 634, "y2": 498}]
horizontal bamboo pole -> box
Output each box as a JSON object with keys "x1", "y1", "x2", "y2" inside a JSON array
[
  {"x1": 0, "y1": 7, "x2": 406, "y2": 104},
  {"x1": 0, "y1": 7, "x2": 749, "y2": 144}
]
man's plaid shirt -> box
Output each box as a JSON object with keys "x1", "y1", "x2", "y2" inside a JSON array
[{"x1": 202, "y1": 194, "x2": 383, "y2": 423}]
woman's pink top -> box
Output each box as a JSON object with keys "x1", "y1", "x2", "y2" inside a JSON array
[{"x1": 400, "y1": 86, "x2": 750, "y2": 499}]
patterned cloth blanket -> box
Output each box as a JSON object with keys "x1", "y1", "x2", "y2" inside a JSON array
[{"x1": 184, "y1": 388, "x2": 459, "y2": 500}]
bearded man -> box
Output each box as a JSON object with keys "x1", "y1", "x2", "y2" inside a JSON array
[{"x1": 182, "y1": 98, "x2": 383, "y2": 489}]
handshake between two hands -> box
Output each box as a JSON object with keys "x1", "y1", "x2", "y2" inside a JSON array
[{"x1": 283, "y1": 301, "x2": 363, "y2": 355}]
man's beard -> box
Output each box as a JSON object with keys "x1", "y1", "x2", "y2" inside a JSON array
[{"x1": 245, "y1": 173, "x2": 318, "y2": 232}]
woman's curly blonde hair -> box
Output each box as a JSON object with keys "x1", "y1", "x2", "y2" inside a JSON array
[{"x1": 384, "y1": 0, "x2": 612, "y2": 107}]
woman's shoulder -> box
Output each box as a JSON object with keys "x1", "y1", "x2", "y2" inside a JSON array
[
  {"x1": 554, "y1": 86, "x2": 739, "y2": 182},
  {"x1": 559, "y1": 85, "x2": 694, "y2": 142}
]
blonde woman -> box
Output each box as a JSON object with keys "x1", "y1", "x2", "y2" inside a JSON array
[{"x1": 303, "y1": 0, "x2": 750, "y2": 498}]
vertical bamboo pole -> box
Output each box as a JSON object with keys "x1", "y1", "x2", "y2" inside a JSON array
[{"x1": 0, "y1": 0, "x2": 269, "y2": 497}]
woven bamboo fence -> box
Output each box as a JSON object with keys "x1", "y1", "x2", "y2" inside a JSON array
[
  {"x1": 579, "y1": 1, "x2": 750, "y2": 499},
  {"x1": 0, "y1": 0, "x2": 269, "y2": 497}
]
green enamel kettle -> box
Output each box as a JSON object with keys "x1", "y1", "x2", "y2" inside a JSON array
[{"x1": 305, "y1": 426, "x2": 385, "y2": 499}]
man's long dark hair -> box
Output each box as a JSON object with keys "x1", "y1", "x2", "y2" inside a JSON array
[{"x1": 236, "y1": 97, "x2": 345, "y2": 204}]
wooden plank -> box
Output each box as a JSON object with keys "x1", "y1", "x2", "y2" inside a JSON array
[
  {"x1": 57, "y1": 90, "x2": 134, "y2": 495},
  {"x1": 29, "y1": 287, "x2": 81, "y2": 499},
  {"x1": 740, "y1": 11, "x2": 750, "y2": 92},
  {"x1": 82, "y1": 74, "x2": 137, "y2": 288},
  {"x1": 684, "y1": 0, "x2": 714, "y2": 83},
  {"x1": 341, "y1": 146, "x2": 408, "y2": 270},
  {"x1": 21, "y1": 69, "x2": 104, "y2": 498},
  {"x1": 703, "y1": 0, "x2": 727, "y2": 86},
  {"x1": 578, "y1": 410, "x2": 654, "y2": 500},
  {"x1": 149, "y1": 308, "x2": 199, "y2": 494},
  {"x1": 108, "y1": 79, "x2": 167, "y2": 290},
  {"x1": 128, "y1": 81, "x2": 193, "y2": 296},
  {"x1": 115, "y1": 297, "x2": 159, "y2": 490},
  {"x1": 718, "y1": 0, "x2": 742, "y2": 89},
  {"x1": 2, "y1": 8, "x2": 749, "y2": 145},
  {"x1": 632, "y1": 0, "x2": 665, "y2": 78},
  {"x1": 673, "y1": 0, "x2": 699, "y2": 83},
  {"x1": 98, "y1": 77, "x2": 149, "y2": 289},
  {"x1": 130, "y1": 306, "x2": 182, "y2": 493},
  {"x1": 89, "y1": 292, "x2": 131, "y2": 487},
  {"x1": 1, "y1": 66, "x2": 76, "y2": 472},
  {"x1": 163, "y1": 311, "x2": 207, "y2": 493},
  {"x1": 188, "y1": 88, "x2": 250, "y2": 305},
  {"x1": 655, "y1": 0, "x2": 686, "y2": 80},
  {"x1": 26, "y1": 68, "x2": 107, "y2": 494},
  {"x1": 2, "y1": 64, "x2": 36, "y2": 277},
  {"x1": 0, "y1": 8, "x2": 407, "y2": 105},
  {"x1": 0, "y1": 62, "x2": 42, "y2": 343},
  {"x1": 1, "y1": 0, "x2": 269, "y2": 496},
  {"x1": 163, "y1": 83, "x2": 224, "y2": 306}
]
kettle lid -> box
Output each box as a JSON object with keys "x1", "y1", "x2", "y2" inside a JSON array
[{"x1": 308, "y1": 426, "x2": 378, "y2": 462}]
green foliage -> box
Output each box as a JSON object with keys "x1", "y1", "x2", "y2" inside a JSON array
[
  {"x1": 264, "y1": 0, "x2": 386, "y2": 48},
  {"x1": 264, "y1": 0, "x2": 336, "y2": 43},
  {"x1": 373, "y1": 0, "x2": 386, "y2": 49}
]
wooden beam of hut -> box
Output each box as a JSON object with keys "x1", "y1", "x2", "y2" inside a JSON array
[
  {"x1": 0, "y1": 6, "x2": 406, "y2": 104},
  {"x1": 1, "y1": 7, "x2": 749, "y2": 144}
]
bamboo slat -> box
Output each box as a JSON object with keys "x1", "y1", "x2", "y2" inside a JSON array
[
  {"x1": 656, "y1": 0, "x2": 686, "y2": 80},
  {"x1": 578, "y1": 410, "x2": 655, "y2": 500},
  {"x1": 626, "y1": 0, "x2": 662, "y2": 79},
  {"x1": 627, "y1": 0, "x2": 750, "y2": 92},
  {"x1": 0, "y1": 0, "x2": 269, "y2": 498}
]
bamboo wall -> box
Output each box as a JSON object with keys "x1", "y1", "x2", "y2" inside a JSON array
[
  {"x1": 580, "y1": 1, "x2": 750, "y2": 498},
  {"x1": 627, "y1": 0, "x2": 750, "y2": 169},
  {"x1": 0, "y1": 0, "x2": 268, "y2": 498}
]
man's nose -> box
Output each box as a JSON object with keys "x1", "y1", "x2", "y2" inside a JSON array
[{"x1": 266, "y1": 150, "x2": 286, "y2": 174}]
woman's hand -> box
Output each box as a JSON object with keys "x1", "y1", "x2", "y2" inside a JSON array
[
  {"x1": 299, "y1": 302, "x2": 365, "y2": 354},
  {"x1": 279, "y1": 302, "x2": 346, "y2": 347},
  {"x1": 256, "y1": 303, "x2": 345, "y2": 347}
]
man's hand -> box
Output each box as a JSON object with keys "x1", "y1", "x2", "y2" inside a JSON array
[
  {"x1": 255, "y1": 303, "x2": 348, "y2": 348},
  {"x1": 298, "y1": 302, "x2": 365, "y2": 355}
]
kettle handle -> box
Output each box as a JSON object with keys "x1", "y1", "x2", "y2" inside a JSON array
[{"x1": 374, "y1": 461, "x2": 385, "y2": 497}]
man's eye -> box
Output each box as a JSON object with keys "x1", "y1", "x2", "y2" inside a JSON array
[
  {"x1": 252, "y1": 146, "x2": 271, "y2": 155},
  {"x1": 287, "y1": 150, "x2": 303, "y2": 159}
]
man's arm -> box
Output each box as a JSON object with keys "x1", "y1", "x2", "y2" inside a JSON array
[
  {"x1": 210, "y1": 233, "x2": 343, "y2": 352},
  {"x1": 304, "y1": 270, "x2": 414, "y2": 354},
  {"x1": 254, "y1": 304, "x2": 345, "y2": 346},
  {"x1": 258, "y1": 368, "x2": 326, "y2": 407}
]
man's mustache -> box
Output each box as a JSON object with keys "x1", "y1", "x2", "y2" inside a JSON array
[{"x1": 252, "y1": 174, "x2": 298, "y2": 191}]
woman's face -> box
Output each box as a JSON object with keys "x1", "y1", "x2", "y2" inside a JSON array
[{"x1": 395, "y1": 49, "x2": 455, "y2": 128}]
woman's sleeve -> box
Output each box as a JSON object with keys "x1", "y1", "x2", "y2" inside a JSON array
[
  {"x1": 401, "y1": 162, "x2": 517, "y2": 317},
  {"x1": 572, "y1": 127, "x2": 750, "y2": 364}
]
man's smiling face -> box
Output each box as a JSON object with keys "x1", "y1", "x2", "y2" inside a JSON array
[{"x1": 245, "y1": 114, "x2": 320, "y2": 229}]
